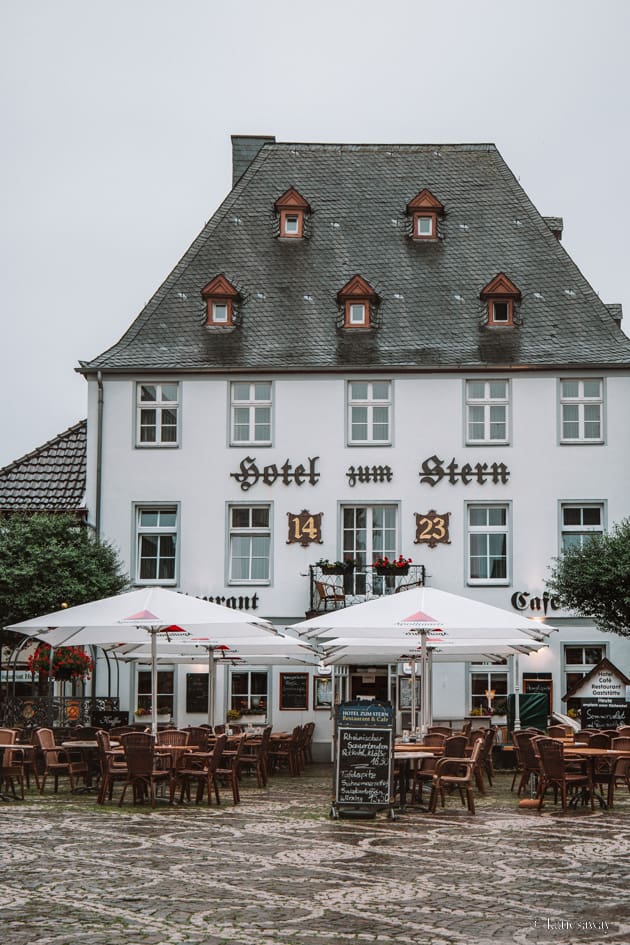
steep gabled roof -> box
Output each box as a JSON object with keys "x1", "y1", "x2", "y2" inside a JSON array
[
  {"x1": 79, "y1": 141, "x2": 630, "y2": 374},
  {"x1": 0, "y1": 420, "x2": 87, "y2": 515}
]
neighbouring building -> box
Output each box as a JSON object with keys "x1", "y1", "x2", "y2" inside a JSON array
[{"x1": 71, "y1": 136, "x2": 630, "y2": 748}]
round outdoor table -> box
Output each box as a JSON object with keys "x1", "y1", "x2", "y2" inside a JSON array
[
  {"x1": 393, "y1": 749, "x2": 435, "y2": 810},
  {"x1": 563, "y1": 746, "x2": 630, "y2": 809}
]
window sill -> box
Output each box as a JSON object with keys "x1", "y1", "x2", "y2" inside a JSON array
[{"x1": 135, "y1": 443, "x2": 180, "y2": 449}]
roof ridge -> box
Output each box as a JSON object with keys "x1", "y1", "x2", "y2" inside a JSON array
[{"x1": 0, "y1": 419, "x2": 86, "y2": 477}]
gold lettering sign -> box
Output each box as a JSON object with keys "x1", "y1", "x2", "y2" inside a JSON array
[
  {"x1": 414, "y1": 510, "x2": 451, "y2": 548},
  {"x1": 287, "y1": 510, "x2": 323, "y2": 547}
]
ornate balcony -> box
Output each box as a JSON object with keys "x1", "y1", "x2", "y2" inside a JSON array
[{"x1": 308, "y1": 563, "x2": 425, "y2": 614}]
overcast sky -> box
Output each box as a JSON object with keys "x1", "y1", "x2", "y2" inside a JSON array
[{"x1": 1, "y1": 0, "x2": 628, "y2": 469}]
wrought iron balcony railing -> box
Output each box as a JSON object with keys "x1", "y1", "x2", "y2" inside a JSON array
[{"x1": 309, "y1": 563, "x2": 425, "y2": 613}]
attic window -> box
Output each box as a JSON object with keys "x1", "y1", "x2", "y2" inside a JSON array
[
  {"x1": 480, "y1": 273, "x2": 521, "y2": 328},
  {"x1": 406, "y1": 188, "x2": 444, "y2": 241},
  {"x1": 337, "y1": 275, "x2": 379, "y2": 329},
  {"x1": 274, "y1": 187, "x2": 311, "y2": 239},
  {"x1": 201, "y1": 274, "x2": 240, "y2": 327}
]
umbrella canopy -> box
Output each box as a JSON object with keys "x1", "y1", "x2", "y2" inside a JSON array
[
  {"x1": 9, "y1": 587, "x2": 277, "y2": 732},
  {"x1": 290, "y1": 586, "x2": 555, "y2": 731}
]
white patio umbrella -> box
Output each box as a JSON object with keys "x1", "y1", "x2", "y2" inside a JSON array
[
  {"x1": 290, "y1": 586, "x2": 555, "y2": 731},
  {"x1": 8, "y1": 587, "x2": 277, "y2": 733}
]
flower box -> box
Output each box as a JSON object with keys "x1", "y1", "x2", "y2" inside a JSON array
[
  {"x1": 374, "y1": 564, "x2": 409, "y2": 576},
  {"x1": 321, "y1": 565, "x2": 345, "y2": 575}
]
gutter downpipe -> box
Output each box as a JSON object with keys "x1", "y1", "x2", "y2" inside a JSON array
[{"x1": 96, "y1": 371, "x2": 104, "y2": 542}]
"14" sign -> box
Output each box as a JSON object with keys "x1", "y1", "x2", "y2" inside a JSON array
[{"x1": 287, "y1": 510, "x2": 323, "y2": 547}]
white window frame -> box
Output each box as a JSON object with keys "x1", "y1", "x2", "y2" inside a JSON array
[
  {"x1": 560, "y1": 502, "x2": 605, "y2": 552},
  {"x1": 228, "y1": 504, "x2": 272, "y2": 585},
  {"x1": 559, "y1": 378, "x2": 604, "y2": 444},
  {"x1": 466, "y1": 502, "x2": 510, "y2": 585},
  {"x1": 347, "y1": 380, "x2": 392, "y2": 446},
  {"x1": 229, "y1": 669, "x2": 269, "y2": 716},
  {"x1": 349, "y1": 303, "x2": 367, "y2": 325},
  {"x1": 341, "y1": 503, "x2": 399, "y2": 596},
  {"x1": 465, "y1": 379, "x2": 509, "y2": 445},
  {"x1": 230, "y1": 381, "x2": 273, "y2": 446},
  {"x1": 212, "y1": 302, "x2": 229, "y2": 324},
  {"x1": 283, "y1": 214, "x2": 299, "y2": 234},
  {"x1": 136, "y1": 382, "x2": 180, "y2": 448},
  {"x1": 468, "y1": 665, "x2": 509, "y2": 716},
  {"x1": 134, "y1": 504, "x2": 179, "y2": 585},
  {"x1": 416, "y1": 215, "x2": 433, "y2": 237}
]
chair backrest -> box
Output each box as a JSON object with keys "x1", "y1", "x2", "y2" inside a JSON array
[
  {"x1": 427, "y1": 726, "x2": 452, "y2": 736},
  {"x1": 0, "y1": 728, "x2": 16, "y2": 746},
  {"x1": 616, "y1": 726, "x2": 630, "y2": 737},
  {"x1": 185, "y1": 727, "x2": 211, "y2": 752},
  {"x1": 587, "y1": 733, "x2": 611, "y2": 749},
  {"x1": 599, "y1": 729, "x2": 620, "y2": 739},
  {"x1": 611, "y1": 736, "x2": 630, "y2": 751},
  {"x1": 214, "y1": 724, "x2": 226, "y2": 734},
  {"x1": 422, "y1": 733, "x2": 447, "y2": 747},
  {"x1": 121, "y1": 732, "x2": 155, "y2": 778},
  {"x1": 155, "y1": 729, "x2": 189, "y2": 747},
  {"x1": 513, "y1": 731, "x2": 541, "y2": 772},
  {"x1": 444, "y1": 735, "x2": 468, "y2": 757},
  {"x1": 208, "y1": 733, "x2": 228, "y2": 771},
  {"x1": 467, "y1": 729, "x2": 485, "y2": 746},
  {"x1": 547, "y1": 725, "x2": 569, "y2": 738},
  {"x1": 534, "y1": 736, "x2": 566, "y2": 778}
]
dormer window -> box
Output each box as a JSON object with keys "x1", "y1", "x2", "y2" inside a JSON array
[
  {"x1": 480, "y1": 273, "x2": 521, "y2": 327},
  {"x1": 201, "y1": 274, "x2": 240, "y2": 327},
  {"x1": 406, "y1": 188, "x2": 444, "y2": 241},
  {"x1": 274, "y1": 187, "x2": 311, "y2": 239},
  {"x1": 337, "y1": 275, "x2": 379, "y2": 329}
]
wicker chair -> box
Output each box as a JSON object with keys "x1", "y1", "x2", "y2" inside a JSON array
[
  {"x1": 35, "y1": 727, "x2": 88, "y2": 794},
  {"x1": 175, "y1": 733, "x2": 226, "y2": 805},
  {"x1": 412, "y1": 734, "x2": 467, "y2": 803},
  {"x1": 0, "y1": 728, "x2": 27, "y2": 799},
  {"x1": 302, "y1": 721, "x2": 316, "y2": 764},
  {"x1": 118, "y1": 732, "x2": 175, "y2": 808},
  {"x1": 237, "y1": 725, "x2": 272, "y2": 787},
  {"x1": 268, "y1": 726, "x2": 302, "y2": 777},
  {"x1": 215, "y1": 734, "x2": 246, "y2": 804},
  {"x1": 547, "y1": 725, "x2": 570, "y2": 738},
  {"x1": 604, "y1": 738, "x2": 630, "y2": 807},
  {"x1": 185, "y1": 727, "x2": 212, "y2": 753},
  {"x1": 511, "y1": 730, "x2": 542, "y2": 796},
  {"x1": 533, "y1": 736, "x2": 593, "y2": 811},
  {"x1": 429, "y1": 738, "x2": 483, "y2": 815},
  {"x1": 95, "y1": 729, "x2": 127, "y2": 804}
]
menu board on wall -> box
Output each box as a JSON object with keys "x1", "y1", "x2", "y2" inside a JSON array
[
  {"x1": 279, "y1": 672, "x2": 309, "y2": 710},
  {"x1": 186, "y1": 673, "x2": 208, "y2": 714},
  {"x1": 580, "y1": 700, "x2": 628, "y2": 729}
]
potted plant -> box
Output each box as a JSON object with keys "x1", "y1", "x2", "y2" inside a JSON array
[
  {"x1": 372, "y1": 555, "x2": 412, "y2": 575},
  {"x1": 226, "y1": 708, "x2": 242, "y2": 722},
  {"x1": 316, "y1": 558, "x2": 356, "y2": 575},
  {"x1": 27, "y1": 643, "x2": 94, "y2": 681}
]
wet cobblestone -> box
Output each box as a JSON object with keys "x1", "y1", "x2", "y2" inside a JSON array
[{"x1": 1, "y1": 765, "x2": 629, "y2": 945}]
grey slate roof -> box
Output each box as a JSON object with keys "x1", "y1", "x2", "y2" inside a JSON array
[
  {"x1": 0, "y1": 420, "x2": 87, "y2": 514},
  {"x1": 80, "y1": 142, "x2": 630, "y2": 374}
]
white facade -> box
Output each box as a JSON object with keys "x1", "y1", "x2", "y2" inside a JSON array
[{"x1": 88, "y1": 368, "x2": 630, "y2": 747}]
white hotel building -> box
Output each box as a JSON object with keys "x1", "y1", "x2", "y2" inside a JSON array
[{"x1": 79, "y1": 136, "x2": 630, "y2": 750}]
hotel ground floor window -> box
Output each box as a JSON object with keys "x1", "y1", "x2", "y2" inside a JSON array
[
  {"x1": 564, "y1": 644, "x2": 606, "y2": 714},
  {"x1": 137, "y1": 669, "x2": 174, "y2": 716},
  {"x1": 230, "y1": 670, "x2": 268, "y2": 716},
  {"x1": 469, "y1": 666, "x2": 508, "y2": 715},
  {"x1": 342, "y1": 504, "x2": 397, "y2": 595}
]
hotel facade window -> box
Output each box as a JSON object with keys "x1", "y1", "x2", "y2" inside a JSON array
[
  {"x1": 230, "y1": 670, "x2": 269, "y2": 716},
  {"x1": 560, "y1": 503, "x2": 604, "y2": 551},
  {"x1": 559, "y1": 378, "x2": 603, "y2": 443},
  {"x1": 564, "y1": 644, "x2": 606, "y2": 714},
  {"x1": 347, "y1": 380, "x2": 391, "y2": 445},
  {"x1": 230, "y1": 381, "x2": 272, "y2": 445},
  {"x1": 466, "y1": 503, "x2": 509, "y2": 584},
  {"x1": 469, "y1": 666, "x2": 509, "y2": 715},
  {"x1": 136, "y1": 382, "x2": 179, "y2": 446},
  {"x1": 228, "y1": 505, "x2": 271, "y2": 583},
  {"x1": 137, "y1": 669, "x2": 174, "y2": 716},
  {"x1": 135, "y1": 506, "x2": 178, "y2": 584},
  {"x1": 465, "y1": 379, "x2": 509, "y2": 444},
  {"x1": 342, "y1": 504, "x2": 397, "y2": 595}
]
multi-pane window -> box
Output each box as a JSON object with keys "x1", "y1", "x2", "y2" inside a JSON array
[
  {"x1": 561, "y1": 504, "x2": 604, "y2": 551},
  {"x1": 136, "y1": 383, "x2": 179, "y2": 446},
  {"x1": 470, "y1": 668, "x2": 508, "y2": 715},
  {"x1": 137, "y1": 669, "x2": 174, "y2": 716},
  {"x1": 136, "y1": 507, "x2": 178, "y2": 584},
  {"x1": 230, "y1": 670, "x2": 268, "y2": 717},
  {"x1": 564, "y1": 645, "x2": 606, "y2": 714},
  {"x1": 467, "y1": 504, "x2": 509, "y2": 584},
  {"x1": 230, "y1": 382, "x2": 272, "y2": 445},
  {"x1": 342, "y1": 504, "x2": 397, "y2": 595},
  {"x1": 466, "y1": 380, "x2": 509, "y2": 444},
  {"x1": 229, "y1": 506, "x2": 271, "y2": 583},
  {"x1": 348, "y1": 381, "x2": 391, "y2": 445},
  {"x1": 560, "y1": 379, "x2": 603, "y2": 442}
]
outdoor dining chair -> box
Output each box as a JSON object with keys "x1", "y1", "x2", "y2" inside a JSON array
[
  {"x1": 237, "y1": 725, "x2": 272, "y2": 787},
  {"x1": 118, "y1": 732, "x2": 175, "y2": 808},
  {"x1": 174, "y1": 733, "x2": 226, "y2": 806},
  {"x1": 412, "y1": 734, "x2": 467, "y2": 804},
  {"x1": 35, "y1": 727, "x2": 88, "y2": 794},
  {"x1": 428, "y1": 738, "x2": 483, "y2": 815},
  {"x1": 0, "y1": 728, "x2": 27, "y2": 799},
  {"x1": 95, "y1": 729, "x2": 127, "y2": 804},
  {"x1": 215, "y1": 734, "x2": 246, "y2": 804},
  {"x1": 533, "y1": 736, "x2": 593, "y2": 812}
]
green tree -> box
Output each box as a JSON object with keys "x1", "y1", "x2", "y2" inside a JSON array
[
  {"x1": 547, "y1": 517, "x2": 630, "y2": 638},
  {"x1": 0, "y1": 513, "x2": 128, "y2": 629}
]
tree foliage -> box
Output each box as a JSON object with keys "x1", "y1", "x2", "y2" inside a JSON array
[
  {"x1": 547, "y1": 517, "x2": 630, "y2": 638},
  {"x1": 0, "y1": 514, "x2": 128, "y2": 629}
]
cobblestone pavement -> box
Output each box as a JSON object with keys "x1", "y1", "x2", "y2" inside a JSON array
[{"x1": 1, "y1": 764, "x2": 629, "y2": 945}]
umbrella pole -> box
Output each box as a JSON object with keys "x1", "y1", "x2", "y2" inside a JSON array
[
  {"x1": 207, "y1": 646, "x2": 215, "y2": 728},
  {"x1": 150, "y1": 628, "x2": 158, "y2": 737},
  {"x1": 513, "y1": 652, "x2": 521, "y2": 732},
  {"x1": 419, "y1": 629, "x2": 428, "y2": 735}
]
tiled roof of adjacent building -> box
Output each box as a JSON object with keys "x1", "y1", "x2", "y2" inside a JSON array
[
  {"x1": 0, "y1": 420, "x2": 87, "y2": 514},
  {"x1": 80, "y1": 141, "x2": 630, "y2": 374}
]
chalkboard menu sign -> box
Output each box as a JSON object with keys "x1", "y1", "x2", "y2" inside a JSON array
[
  {"x1": 186, "y1": 673, "x2": 208, "y2": 714},
  {"x1": 333, "y1": 701, "x2": 394, "y2": 817},
  {"x1": 279, "y1": 672, "x2": 308, "y2": 710},
  {"x1": 580, "y1": 700, "x2": 629, "y2": 730}
]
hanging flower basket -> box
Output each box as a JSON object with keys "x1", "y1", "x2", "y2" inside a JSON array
[{"x1": 27, "y1": 643, "x2": 94, "y2": 681}]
